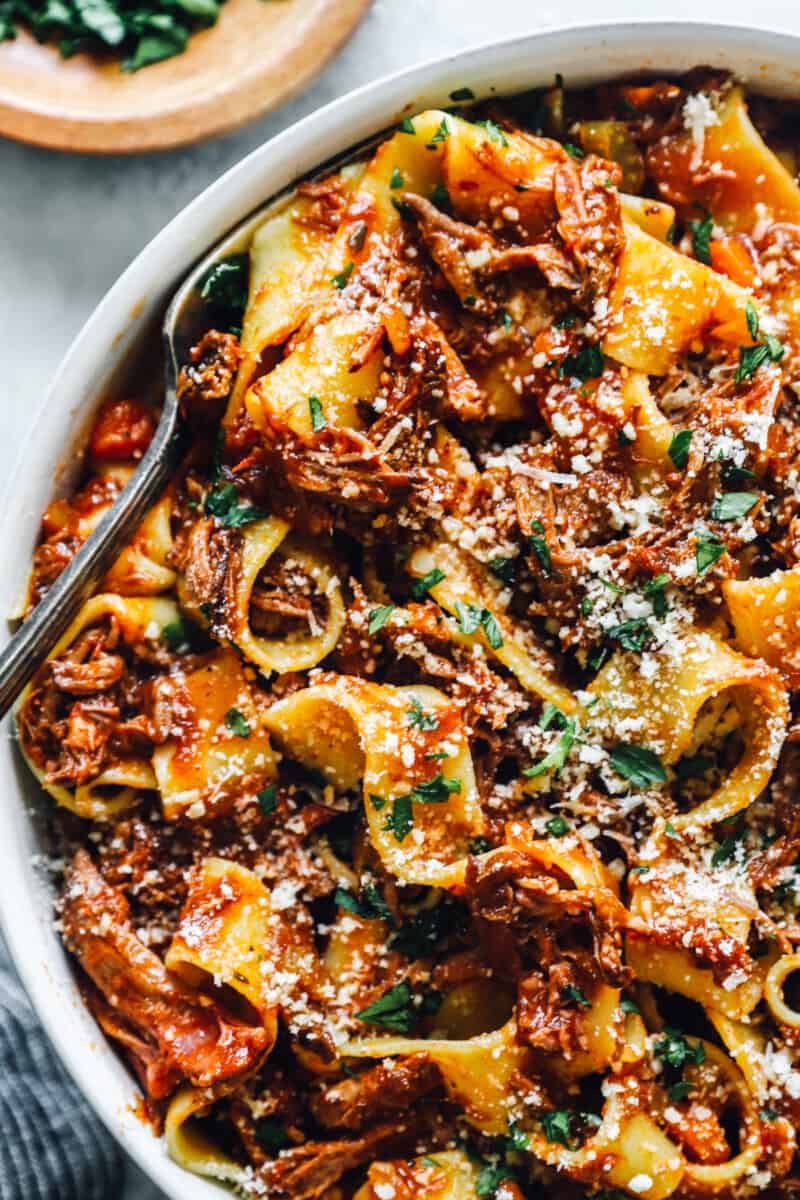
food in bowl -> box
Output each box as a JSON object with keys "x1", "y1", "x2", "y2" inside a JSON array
[{"x1": 15, "y1": 69, "x2": 800, "y2": 1198}]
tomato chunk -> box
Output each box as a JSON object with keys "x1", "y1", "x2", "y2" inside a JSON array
[{"x1": 89, "y1": 398, "x2": 155, "y2": 462}]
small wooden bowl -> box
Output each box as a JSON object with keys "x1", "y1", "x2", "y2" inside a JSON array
[{"x1": 0, "y1": 0, "x2": 370, "y2": 153}]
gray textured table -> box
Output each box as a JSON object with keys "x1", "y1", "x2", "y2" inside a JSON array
[{"x1": 0, "y1": 0, "x2": 796, "y2": 1194}]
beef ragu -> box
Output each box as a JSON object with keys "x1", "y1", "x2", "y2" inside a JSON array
[{"x1": 15, "y1": 70, "x2": 800, "y2": 1199}]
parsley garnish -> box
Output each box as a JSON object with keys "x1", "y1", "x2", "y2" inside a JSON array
[
  {"x1": 736, "y1": 335, "x2": 784, "y2": 383},
  {"x1": 390, "y1": 166, "x2": 404, "y2": 189},
  {"x1": 308, "y1": 395, "x2": 327, "y2": 432},
  {"x1": 695, "y1": 532, "x2": 727, "y2": 576},
  {"x1": 546, "y1": 815, "x2": 570, "y2": 836},
  {"x1": 426, "y1": 117, "x2": 450, "y2": 148},
  {"x1": 620, "y1": 996, "x2": 640, "y2": 1015},
  {"x1": 654, "y1": 1027, "x2": 705, "y2": 1069},
  {"x1": 454, "y1": 601, "x2": 503, "y2": 648},
  {"x1": 476, "y1": 1163, "x2": 516, "y2": 1197},
  {"x1": 225, "y1": 707, "x2": 251, "y2": 738},
  {"x1": 407, "y1": 696, "x2": 439, "y2": 731},
  {"x1": 524, "y1": 719, "x2": 577, "y2": 779},
  {"x1": 335, "y1": 882, "x2": 393, "y2": 923},
  {"x1": 606, "y1": 617, "x2": 652, "y2": 653},
  {"x1": 711, "y1": 830, "x2": 744, "y2": 867},
  {"x1": 430, "y1": 183, "x2": 451, "y2": 208},
  {"x1": 610, "y1": 742, "x2": 666, "y2": 788},
  {"x1": 389, "y1": 897, "x2": 457, "y2": 958},
  {"x1": 665, "y1": 820, "x2": 680, "y2": 840},
  {"x1": 689, "y1": 213, "x2": 713, "y2": 264},
  {"x1": 398, "y1": 116, "x2": 415, "y2": 134},
  {"x1": 668, "y1": 1081, "x2": 694, "y2": 1102},
  {"x1": 539, "y1": 702, "x2": 568, "y2": 731},
  {"x1": 710, "y1": 491, "x2": 757, "y2": 521},
  {"x1": 385, "y1": 794, "x2": 413, "y2": 842},
  {"x1": 200, "y1": 254, "x2": 249, "y2": 330},
  {"x1": 368, "y1": 793, "x2": 387, "y2": 811},
  {"x1": 760, "y1": 1107, "x2": 780, "y2": 1122},
  {"x1": 559, "y1": 344, "x2": 604, "y2": 382},
  {"x1": 643, "y1": 573, "x2": 669, "y2": 617},
  {"x1": 258, "y1": 785, "x2": 278, "y2": 815},
  {"x1": 411, "y1": 773, "x2": 461, "y2": 803},
  {"x1": 204, "y1": 483, "x2": 264, "y2": 528},
  {"x1": 475, "y1": 118, "x2": 508, "y2": 146},
  {"x1": 331, "y1": 261, "x2": 354, "y2": 289},
  {"x1": 562, "y1": 983, "x2": 591, "y2": 1009},
  {"x1": 355, "y1": 981, "x2": 425, "y2": 1033},
  {"x1": 541, "y1": 1109, "x2": 573, "y2": 1146},
  {"x1": 529, "y1": 520, "x2": 552, "y2": 574},
  {"x1": 162, "y1": 619, "x2": 189, "y2": 652},
  {"x1": 668, "y1": 429, "x2": 692, "y2": 471},
  {"x1": 367, "y1": 604, "x2": 395, "y2": 634},
  {"x1": 745, "y1": 299, "x2": 759, "y2": 342},
  {"x1": 411, "y1": 568, "x2": 446, "y2": 599},
  {"x1": 563, "y1": 142, "x2": 584, "y2": 158},
  {"x1": 489, "y1": 556, "x2": 516, "y2": 585}
]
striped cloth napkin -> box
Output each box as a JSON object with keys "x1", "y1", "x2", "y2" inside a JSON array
[{"x1": 0, "y1": 962, "x2": 121, "y2": 1200}]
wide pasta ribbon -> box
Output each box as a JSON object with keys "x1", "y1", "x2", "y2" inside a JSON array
[{"x1": 264, "y1": 675, "x2": 483, "y2": 887}]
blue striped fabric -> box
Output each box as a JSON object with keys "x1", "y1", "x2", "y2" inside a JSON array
[{"x1": 0, "y1": 967, "x2": 121, "y2": 1200}]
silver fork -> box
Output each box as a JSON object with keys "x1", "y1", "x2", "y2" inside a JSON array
[{"x1": 0, "y1": 202, "x2": 275, "y2": 719}]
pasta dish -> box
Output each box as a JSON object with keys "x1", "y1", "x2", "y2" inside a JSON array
[{"x1": 16, "y1": 70, "x2": 800, "y2": 1199}]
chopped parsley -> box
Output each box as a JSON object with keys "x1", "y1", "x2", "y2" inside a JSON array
[
  {"x1": 668, "y1": 429, "x2": 693, "y2": 471},
  {"x1": 411, "y1": 568, "x2": 446, "y2": 599},
  {"x1": 606, "y1": 617, "x2": 652, "y2": 653},
  {"x1": 489, "y1": 556, "x2": 516, "y2": 585},
  {"x1": 619, "y1": 996, "x2": 640, "y2": 1015},
  {"x1": 609, "y1": 742, "x2": 666, "y2": 788},
  {"x1": 335, "y1": 882, "x2": 393, "y2": 924},
  {"x1": 563, "y1": 142, "x2": 585, "y2": 158},
  {"x1": 643, "y1": 573, "x2": 670, "y2": 618},
  {"x1": 257, "y1": 785, "x2": 278, "y2": 816},
  {"x1": 654, "y1": 1027, "x2": 705, "y2": 1069},
  {"x1": 689, "y1": 213, "x2": 713, "y2": 264},
  {"x1": 407, "y1": 696, "x2": 439, "y2": 731},
  {"x1": 695, "y1": 532, "x2": 727, "y2": 576},
  {"x1": 475, "y1": 118, "x2": 508, "y2": 147},
  {"x1": 224, "y1": 707, "x2": 251, "y2": 738},
  {"x1": 539, "y1": 702, "x2": 568, "y2": 731},
  {"x1": 331, "y1": 261, "x2": 354, "y2": 289},
  {"x1": 529, "y1": 521, "x2": 552, "y2": 574},
  {"x1": 398, "y1": 116, "x2": 415, "y2": 134},
  {"x1": 308, "y1": 395, "x2": 327, "y2": 432},
  {"x1": 367, "y1": 604, "x2": 395, "y2": 635},
  {"x1": 200, "y1": 253, "x2": 249, "y2": 330},
  {"x1": 545, "y1": 815, "x2": 570, "y2": 837},
  {"x1": 711, "y1": 830, "x2": 744, "y2": 867},
  {"x1": 562, "y1": 983, "x2": 591, "y2": 1009},
  {"x1": 368, "y1": 793, "x2": 387, "y2": 811},
  {"x1": 430, "y1": 183, "x2": 451, "y2": 208},
  {"x1": 746, "y1": 299, "x2": 760, "y2": 342},
  {"x1": 665, "y1": 820, "x2": 681, "y2": 840},
  {"x1": 668, "y1": 1081, "x2": 694, "y2": 1102},
  {"x1": 355, "y1": 981, "x2": 433, "y2": 1033},
  {"x1": 426, "y1": 117, "x2": 451, "y2": 148},
  {"x1": 162, "y1": 619, "x2": 189, "y2": 652},
  {"x1": 559, "y1": 344, "x2": 604, "y2": 382},
  {"x1": 204, "y1": 483, "x2": 265, "y2": 528},
  {"x1": 524, "y1": 718, "x2": 577, "y2": 779},
  {"x1": 736, "y1": 335, "x2": 784, "y2": 383},
  {"x1": 541, "y1": 1109, "x2": 573, "y2": 1146},
  {"x1": 710, "y1": 491, "x2": 757, "y2": 522},
  {"x1": 385, "y1": 794, "x2": 413, "y2": 842},
  {"x1": 389, "y1": 166, "x2": 404, "y2": 189},
  {"x1": 454, "y1": 601, "x2": 503, "y2": 648}
]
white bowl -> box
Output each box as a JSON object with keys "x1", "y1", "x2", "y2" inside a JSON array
[{"x1": 1, "y1": 18, "x2": 798, "y2": 1198}]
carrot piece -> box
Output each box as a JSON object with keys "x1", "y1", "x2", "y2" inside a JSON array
[{"x1": 709, "y1": 236, "x2": 758, "y2": 289}]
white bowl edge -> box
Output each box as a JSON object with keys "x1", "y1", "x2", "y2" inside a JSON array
[{"x1": 1, "y1": 19, "x2": 799, "y2": 1199}]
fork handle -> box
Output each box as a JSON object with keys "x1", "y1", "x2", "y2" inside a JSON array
[{"x1": 0, "y1": 402, "x2": 183, "y2": 720}]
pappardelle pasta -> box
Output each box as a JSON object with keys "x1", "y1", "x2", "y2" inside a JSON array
[{"x1": 17, "y1": 70, "x2": 800, "y2": 1200}]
